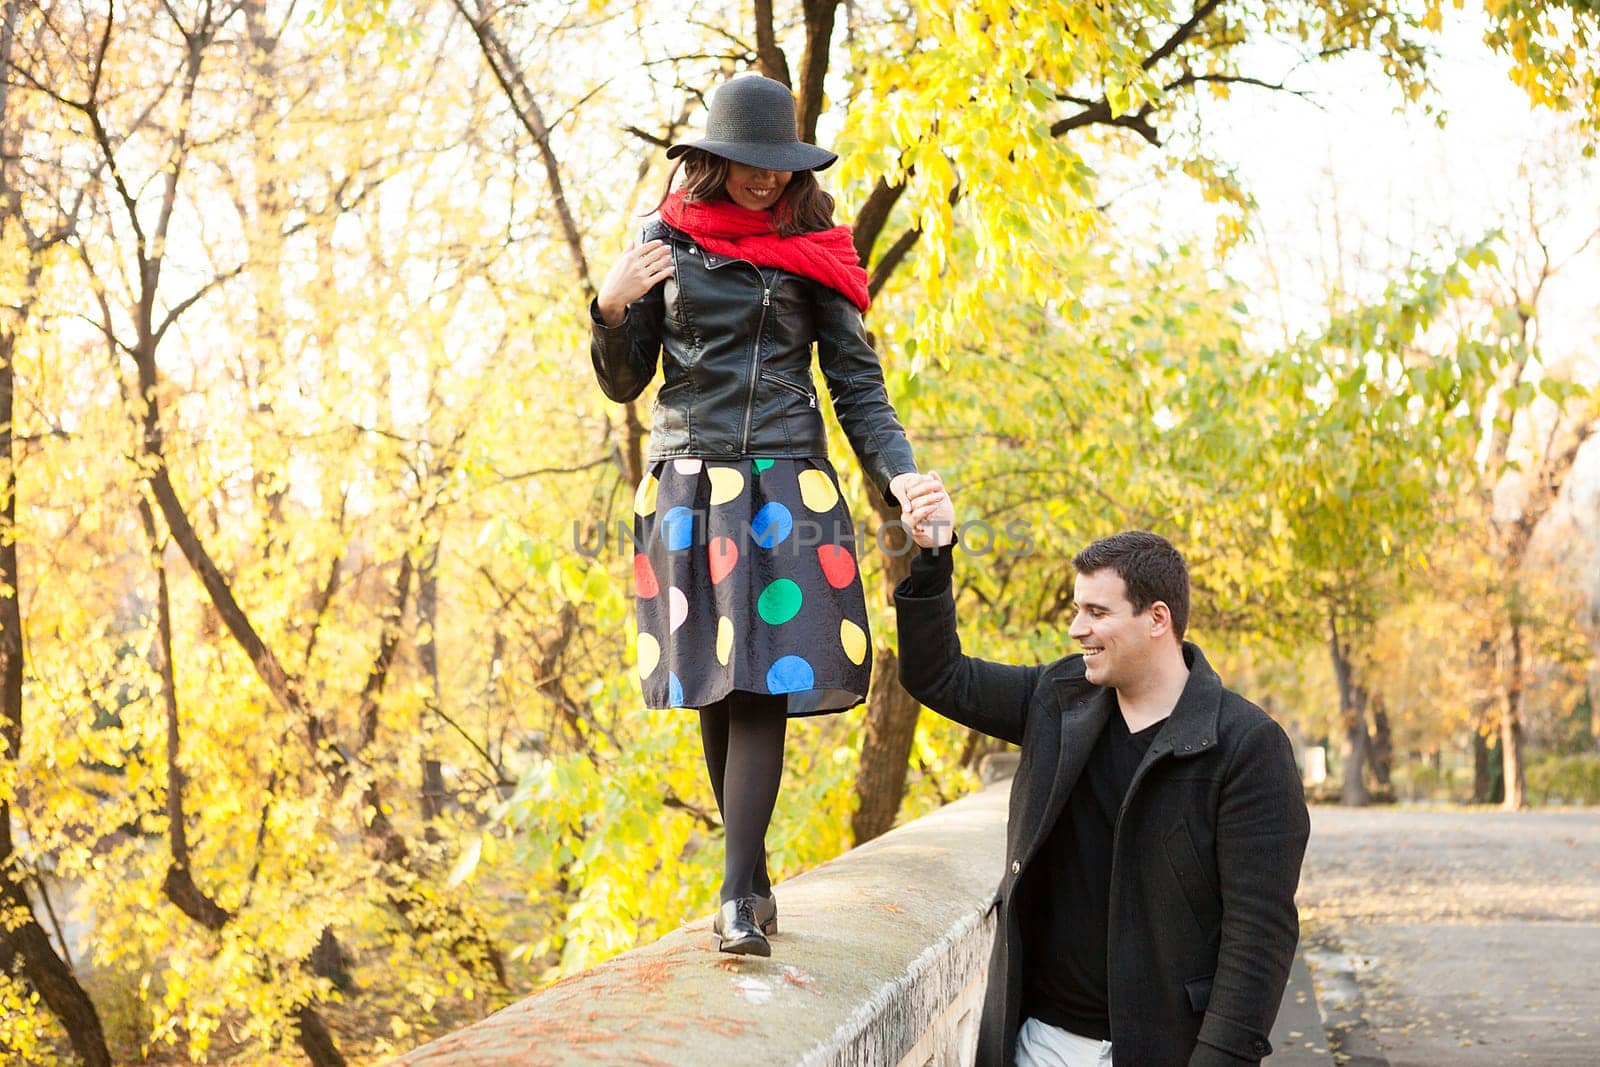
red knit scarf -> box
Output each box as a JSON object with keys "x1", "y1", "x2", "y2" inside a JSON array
[{"x1": 660, "y1": 190, "x2": 870, "y2": 313}]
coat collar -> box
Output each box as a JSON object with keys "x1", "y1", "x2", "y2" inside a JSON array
[
  {"x1": 1158, "y1": 642, "x2": 1223, "y2": 759},
  {"x1": 1055, "y1": 641, "x2": 1222, "y2": 760}
]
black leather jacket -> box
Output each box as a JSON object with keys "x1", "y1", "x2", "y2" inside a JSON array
[{"x1": 589, "y1": 218, "x2": 917, "y2": 503}]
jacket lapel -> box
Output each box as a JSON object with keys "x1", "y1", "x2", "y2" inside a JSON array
[
  {"x1": 1020, "y1": 644, "x2": 1226, "y2": 867},
  {"x1": 1020, "y1": 685, "x2": 1112, "y2": 868}
]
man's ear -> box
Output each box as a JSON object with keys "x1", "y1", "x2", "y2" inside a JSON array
[{"x1": 1148, "y1": 601, "x2": 1173, "y2": 639}]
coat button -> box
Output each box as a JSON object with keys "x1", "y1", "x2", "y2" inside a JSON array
[
  {"x1": 1252, "y1": 1040, "x2": 1270, "y2": 1054},
  {"x1": 1011, "y1": 860, "x2": 1020, "y2": 875},
  {"x1": 1183, "y1": 743, "x2": 1192, "y2": 751}
]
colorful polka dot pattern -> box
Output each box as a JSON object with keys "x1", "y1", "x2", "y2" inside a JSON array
[
  {"x1": 709, "y1": 537, "x2": 738, "y2": 583},
  {"x1": 634, "y1": 474, "x2": 658, "y2": 517},
  {"x1": 660, "y1": 506, "x2": 695, "y2": 551},
  {"x1": 757, "y1": 579, "x2": 802, "y2": 624},
  {"x1": 817, "y1": 545, "x2": 856, "y2": 588},
  {"x1": 767, "y1": 655, "x2": 815, "y2": 694},
  {"x1": 749, "y1": 501, "x2": 792, "y2": 548},
  {"x1": 631, "y1": 457, "x2": 871, "y2": 717}
]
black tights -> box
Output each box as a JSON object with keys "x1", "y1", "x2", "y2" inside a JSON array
[{"x1": 698, "y1": 692, "x2": 788, "y2": 903}]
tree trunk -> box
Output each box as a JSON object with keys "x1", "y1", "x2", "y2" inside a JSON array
[
  {"x1": 418, "y1": 545, "x2": 447, "y2": 827},
  {"x1": 751, "y1": 0, "x2": 792, "y2": 86},
  {"x1": 242, "y1": 0, "x2": 290, "y2": 552},
  {"x1": 119, "y1": 259, "x2": 503, "y2": 979},
  {"x1": 1339, "y1": 709, "x2": 1370, "y2": 807},
  {"x1": 1327, "y1": 614, "x2": 1370, "y2": 806},
  {"x1": 1488, "y1": 736, "x2": 1505, "y2": 804},
  {"x1": 1370, "y1": 696, "x2": 1393, "y2": 790},
  {"x1": 138, "y1": 462, "x2": 347, "y2": 1065},
  {"x1": 0, "y1": 344, "x2": 112, "y2": 1065},
  {"x1": 795, "y1": 0, "x2": 841, "y2": 142},
  {"x1": 1473, "y1": 729, "x2": 1505, "y2": 805},
  {"x1": 0, "y1": 74, "x2": 114, "y2": 1054},
  {"x1": 1470, "y1": 634, "x2": 1499, "y2": 804},
  {"x1": 851, "y1": 522, "x2": 919, "y2": 844},
  {"x1": 1590, "y1": 668, "x2": 1599, "y2": 754},
  {"x1": 1471, "y1": 728, "x2": 1493, "y2": 803},
  {"x1": 0, "y1": 879, "x2": 113, "y2": 1067},
  {"x1": 295, "y1": 1003, "x2": 344, "y2": 1067},
  {"x1": 1586, "y1": 628, "x2": 1600, "y2": 751},
  {"x1": 1500, "y1": 617, "x2": 1527, "y2": 809}
]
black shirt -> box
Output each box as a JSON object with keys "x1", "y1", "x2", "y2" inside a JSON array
[{"x1": 1023, "y1": 703, "x2": 1165, "y2": 1039}]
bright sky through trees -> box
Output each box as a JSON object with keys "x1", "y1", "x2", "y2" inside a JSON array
[{"x1": 1201, "y1": 10, "x2": 1598, "y2": 366}]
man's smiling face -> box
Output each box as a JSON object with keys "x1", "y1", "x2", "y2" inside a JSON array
[{"x1": 1068, "y1": 568, "x2": 1156, "y2": 690}]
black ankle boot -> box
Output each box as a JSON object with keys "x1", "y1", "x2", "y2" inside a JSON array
[
  {"x1": 715, "y1": 891, "x2": 778, "y2": 936},
  {"x1": 720, "y1": 895, "x2": 780, "y2": 934},
  {"x1": 714, "y1": 896, "x2": 771, "y2": 956},
  {"x1": 752, "y1": 890, "x2": 777, "y2": 935}
]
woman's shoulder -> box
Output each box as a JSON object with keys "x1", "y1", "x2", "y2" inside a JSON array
[{"x1": 641, "y1": 216, "x2": 689, "y2": 244}]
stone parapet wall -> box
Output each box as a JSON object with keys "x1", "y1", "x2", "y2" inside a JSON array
[
  {"x1": 391, "y1": 781, "x2": 1010, "y2": 1066},
  {"x1": 390, "y1": 773, "x2": 1328, "y2": 1065}
]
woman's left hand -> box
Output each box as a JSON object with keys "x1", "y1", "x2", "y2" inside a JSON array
[{"x1": 890, "y1": 471, "x2": 955, "y2": 548}]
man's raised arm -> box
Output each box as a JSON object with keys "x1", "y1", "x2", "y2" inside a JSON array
[{"x1": 893, "y1": 542, "x2": 1045, "y2": 747}]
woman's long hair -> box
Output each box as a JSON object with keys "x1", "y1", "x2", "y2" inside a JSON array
[{"x1": 657, "y1": 148, "x2": 836, "y2": 236}]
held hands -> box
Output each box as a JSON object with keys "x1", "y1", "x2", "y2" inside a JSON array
[
  {"x1": 891, "y1": 471, "x2": 956, "y2": 549},
  {"x1": 596, "y1": 239, "x2": 673, "y2": 326}
]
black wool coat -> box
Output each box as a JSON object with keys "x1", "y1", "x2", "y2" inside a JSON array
[{"x1": 894, "y1": 559, "x2": 1310, "y2": 1067}]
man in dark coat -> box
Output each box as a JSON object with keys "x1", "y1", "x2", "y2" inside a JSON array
[{"x1": 889, "y1": 489, "x2": 1309, "y2": 1067}]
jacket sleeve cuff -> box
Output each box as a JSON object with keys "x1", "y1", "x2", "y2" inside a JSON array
[
  {"x1": 1187, "y1": 1044, "x2": 1258, "y2": 1067},
  {"x1": 900, "y1": 543, "x2": 955, "y2": 599},
  {"x1": 1194, "y1": 1011, "x2": 1271, "y2": 1064},
  {"x1": 589, "y1": 297, "x2": 627, "y2": 331}
]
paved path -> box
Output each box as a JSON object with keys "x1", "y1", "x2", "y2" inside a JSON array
[{"x1": 1298, "y1": 808, "x2": 1600, "y2": 1066}]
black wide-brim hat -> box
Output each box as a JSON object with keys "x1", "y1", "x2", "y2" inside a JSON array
[{"x1": 666, "y1": 74, "x2": 838, "y2": 172}]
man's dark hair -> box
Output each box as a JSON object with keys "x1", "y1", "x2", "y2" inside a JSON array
[{"x1": 1072, "y1": 531, "x2": 1190, "y2": 640}]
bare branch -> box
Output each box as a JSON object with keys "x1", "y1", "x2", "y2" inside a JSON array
[
  {"x1": 490, "y1": 451, "x2": 616, "y2": 482},
  {"x1": 853, "y1": 175, "x2": 907, "y2": 267},
  {"x1": 623, "y1": 124, "x2": 674, "y2": 149},
  {"x1": 430, "y1": 701, "x2": 512, "y2": 785},
  {"x1": 663, "y1": 789, "x2": 720, "y2": 831},
  {"x1": 1142, "y1": 0, "x2": 1226, "y2": 71},
  {"x1": 151, "y1": 262, "x2": 248, "y2": 346},
  {"x1": 753, "y1": 0, "x2": 790, "y2": 86},
  {"x1": 1166, "y1": 71, "x2": 1303, "y2": 98},
  {"x1": 795, "y1": 0, "x2": 839, "y2": 141},
  {"x1": 1050, "y1": 98, "x2": 1161, "y2": 144},
  {"x1": 356, "y1": 553, "x2": 415, "y2": 752},
  {"x1": 448, "y1": 0, "x2": 593, "y2": 295},
  {"x1": 868, "y1": 226, "x2": 921, "y2": 299}
]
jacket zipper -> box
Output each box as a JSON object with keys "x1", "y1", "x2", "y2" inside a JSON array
[
  {"x1": 740, "y1": 264, "x2": 771, "y2": 453},
  {"x1": 762, "y1": 371, "x2": 816, "y2": 408}
]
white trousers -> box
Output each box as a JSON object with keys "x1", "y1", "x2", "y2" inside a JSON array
[{"x1": 1014, "y1": 1017, "x2": 1114, "y2": 1067}]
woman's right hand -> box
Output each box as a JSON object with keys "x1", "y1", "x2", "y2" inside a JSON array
[{"x1": 596, "y1": 239, "x2": 674, "y2": 326}]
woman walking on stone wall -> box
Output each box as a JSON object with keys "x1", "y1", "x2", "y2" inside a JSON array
[{"x1": 588, "y1": 73, "x2": 941, "y2": 955}]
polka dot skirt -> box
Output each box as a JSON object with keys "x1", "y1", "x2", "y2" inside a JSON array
[{"x1": 632, "y1": 456, "x2": 871, "y2": 716}]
